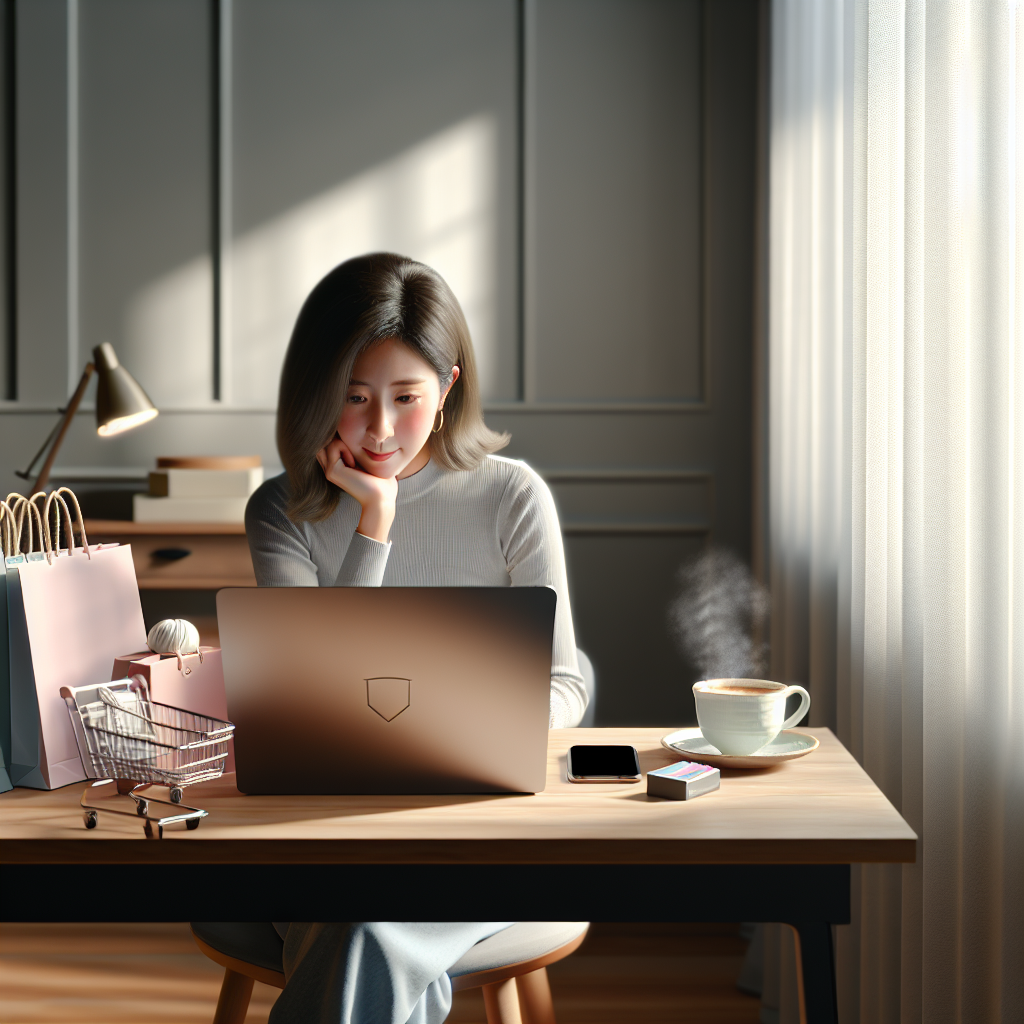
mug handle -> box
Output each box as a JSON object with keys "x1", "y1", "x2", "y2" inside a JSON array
[{"x1": 781, "y1": 685, "x2": 811, "y2": 730}]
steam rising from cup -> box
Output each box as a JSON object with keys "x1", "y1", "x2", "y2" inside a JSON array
[{"x1": 668, "y1": 547, "x2": 770, "y2": 680}]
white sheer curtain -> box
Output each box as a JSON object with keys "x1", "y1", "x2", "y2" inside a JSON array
[{"x1": 770, "y1": 2, "x2": 1024, "y2": 1023}]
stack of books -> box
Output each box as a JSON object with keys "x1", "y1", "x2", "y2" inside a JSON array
[{"x1": 133, "y1": 456, "x2": 264, "y2": 523}]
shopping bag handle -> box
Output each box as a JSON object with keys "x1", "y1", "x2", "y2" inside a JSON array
[
  {"x1": 0, "y1": 500, "x2": 16, "y2": 559},
  {"x1": 43, "y1": 487, "x2": 91, "y2": 559},
  {"x1": 42, "y1": 491, "x2": 73, "y2": 562},
  {"x1": 3, "y1": 492, "x2": 45, "y2": 557}
]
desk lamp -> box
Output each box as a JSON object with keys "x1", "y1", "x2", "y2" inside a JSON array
[{"x1": 16, "y1": 342, "x2": 159, "y2": 492}]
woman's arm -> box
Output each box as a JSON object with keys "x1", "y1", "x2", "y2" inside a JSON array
[
  {"x1": 245, "y1": 477, "x2": 320, "y2": 586},
  {"x1": 317, "y1": 434, "x2": 397, "y2": 587},
  {"x1": 246, "y1": 474, "x2": 390, "y2": 587},
  {"x1": 499, "y1": 464, "x2": 588, "y2": 728}
]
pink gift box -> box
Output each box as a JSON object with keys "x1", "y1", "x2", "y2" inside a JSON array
[{"x1": 111, "y1": 648, "x2": 234, "y2": 773}]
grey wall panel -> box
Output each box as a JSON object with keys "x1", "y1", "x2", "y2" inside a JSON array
[
  {"x1": 506, "y1": 0, "x2": 758, "y2": 726},
  {"x1": 0, "y1": 2, "x2": 10, "y2": 399},
  {"x1": 548, "y1": 476, "x2": 710, "y2": 530},
  {"x1": 78, "y1": 0, "x2": 213, "y2": 408},
  {"x1": 565, "y1": 533, "x2": 705, "y2": 726},
  {"x1": 701, "y1": 0, "x2": 758, "y2": 560},
  {"x1": 527, "y1": 0, "x2": 702, "y2": 403},
  {"x1": 227, "y1": 0, "x2": 521, "y2": 407},
  {"x1": 15, "y1": 0, "x2": 72, "y2": 404}
]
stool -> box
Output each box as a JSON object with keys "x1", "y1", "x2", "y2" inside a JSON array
[{"x1": 191, "y1": 921, "x2": 589, "y2": 1024}]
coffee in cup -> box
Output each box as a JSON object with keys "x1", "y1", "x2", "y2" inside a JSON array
[{"x1": 692, "y1": 678, "x2": 811, "y2": 756}]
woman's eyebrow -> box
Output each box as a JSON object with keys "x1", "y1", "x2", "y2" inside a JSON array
[{"x1": 391, "y1": 377, "x2": 427, "y2": 386}]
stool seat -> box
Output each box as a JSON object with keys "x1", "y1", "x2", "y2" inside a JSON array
[
  {"x1": 192, "y1": 922, "x2": 283, "y2": 975},
  {"x1": 191, "y1": 921, "x2": 589, "y2": 1024},
  {"x1": 449, "y1": 921, "x2": 589, "y2": 988}
]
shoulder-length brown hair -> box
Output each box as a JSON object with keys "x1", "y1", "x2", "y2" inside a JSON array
[{"x1": 277, "y1": 253, "x2": 509, "y2": 523}]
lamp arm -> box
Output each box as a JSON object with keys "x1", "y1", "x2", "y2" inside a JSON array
[
  {"x1": 31, "y1": 362, "x2": 96, "y2": 493},
  {"x1": 15, "y1": 417, "x2": 65, "y2": 480}
]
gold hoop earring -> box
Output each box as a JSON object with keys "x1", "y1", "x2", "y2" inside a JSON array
[{"x1": 431, "y1": 409, "x2": 444, "y2": 434}]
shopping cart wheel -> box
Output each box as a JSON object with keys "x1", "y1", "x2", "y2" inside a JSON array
[
  {"x1": 170, "y1": 787, "x2": 183, "y2": 804},
  {"x1": 83, "y1": 810, "x2": 98, "y2": 829},
  {"x1": 186, "y1": 818, "x2": 200, "y2": 830},
  {"x1": 136, "y1": 799, "x2": 149, "y2": 816}
]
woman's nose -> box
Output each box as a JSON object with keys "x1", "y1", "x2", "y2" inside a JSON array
[{"x1": 366, "y1": 401, "x2": 394, "y2": 443}]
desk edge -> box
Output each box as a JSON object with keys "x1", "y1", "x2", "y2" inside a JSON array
[{"x1": 0, "y1": 837, "x2": 918, "y2": 866}]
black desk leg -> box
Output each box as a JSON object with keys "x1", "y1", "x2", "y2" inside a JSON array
[{"x1": 787, "y1": 920, "x2": 838, "y2": 1024}]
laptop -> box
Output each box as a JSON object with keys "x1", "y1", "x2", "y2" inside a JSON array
[{"x1": 216, "y1": 586, "x2": 556, "y2": 795}]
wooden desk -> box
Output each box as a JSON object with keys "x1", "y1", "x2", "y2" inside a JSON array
[
  {"x1": 83, "y1": 520, "x2": 256, "y2": 590},
  {"x1": 0, "y1": 728, "x2": 916, "y2": 1024}
]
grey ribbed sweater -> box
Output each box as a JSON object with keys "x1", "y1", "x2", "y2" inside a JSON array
[{"x1": 244, "y1": 455, "x2": 586, "y2": 728}]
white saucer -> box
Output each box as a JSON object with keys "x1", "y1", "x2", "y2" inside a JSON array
[{"x1": 660, "y1": 728, "x2": 819, "y2": 769}]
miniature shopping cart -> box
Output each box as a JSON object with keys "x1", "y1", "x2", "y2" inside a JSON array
[{"x1": 61, "y1": 677, "x2": 235, "y2": 839}]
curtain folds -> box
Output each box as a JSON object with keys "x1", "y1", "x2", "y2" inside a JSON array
[{"x1": 770, "y1": 2, "x2": 1024, "y2": 1022}]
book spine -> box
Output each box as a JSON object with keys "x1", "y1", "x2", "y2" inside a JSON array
[
  {"x1": 148, "y1": 467, "x2": 263, "y2": 498},
  {"x1": 133, "y1": 494, "x2": 249, "y2": 523}
]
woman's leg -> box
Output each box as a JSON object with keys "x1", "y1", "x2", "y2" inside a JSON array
[{"x1": 268, "y1": 922, "x2": 512, "y2": 1024}]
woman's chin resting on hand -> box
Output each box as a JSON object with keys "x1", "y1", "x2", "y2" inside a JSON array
[{"x1": 315, "y1": 336, "x2": 459, "y2": 543}]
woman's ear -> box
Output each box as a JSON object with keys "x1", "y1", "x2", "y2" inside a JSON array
[{"x1": 440, "y1": 365, "x2": 461, "y2": 409}]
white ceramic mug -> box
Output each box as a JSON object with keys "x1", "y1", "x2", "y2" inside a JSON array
[{"x1": 692, "y1": 678, "x2": 811, "y2": 756}]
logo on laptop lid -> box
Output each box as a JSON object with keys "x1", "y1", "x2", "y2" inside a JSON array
[{"x1": 366, "y1": 677, "x2": 411, "y2": 722}]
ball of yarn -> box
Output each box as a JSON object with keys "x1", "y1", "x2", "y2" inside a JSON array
[{"x1": 147, "y1": 618, "x2": 201, "y2": 657}]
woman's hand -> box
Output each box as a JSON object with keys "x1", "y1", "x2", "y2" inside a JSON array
[{"x1": 316, "y1": 435, "x2": 398, "y2": 543}]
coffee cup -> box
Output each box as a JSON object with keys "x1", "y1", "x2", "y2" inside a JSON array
[{"x1": 692, "y1": 678, "x2": 811, "y2": 756}]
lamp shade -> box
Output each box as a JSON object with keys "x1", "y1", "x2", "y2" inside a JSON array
[{"x1": 93, "y1": 342, "x2": 159, "y2": 436}]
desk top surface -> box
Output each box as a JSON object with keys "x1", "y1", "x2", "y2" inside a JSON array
[{"x1": 0, "y1": 728, "x2": 916, "y2": 866}]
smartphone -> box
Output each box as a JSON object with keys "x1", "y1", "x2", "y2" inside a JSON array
[{"x1": 566, "y1": 744, "x2": 642, "y2": 783}]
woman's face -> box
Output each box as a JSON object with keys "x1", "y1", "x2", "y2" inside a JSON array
[{"x1": 336, "y1": 337, "x2": 456, "y2": 479}]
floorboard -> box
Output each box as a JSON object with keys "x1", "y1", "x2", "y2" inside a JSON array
[{"x1": 0, "y1": 922, "x2": 762, "y2": 1024}]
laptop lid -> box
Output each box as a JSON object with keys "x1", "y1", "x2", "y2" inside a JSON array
[{"x1": 216, "y1": 586, "x2": 556, "y2": 794}]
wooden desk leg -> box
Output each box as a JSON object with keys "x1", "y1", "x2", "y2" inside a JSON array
[{"x1": 786, "y1": 920, "x2": 838, "y2": 1024}]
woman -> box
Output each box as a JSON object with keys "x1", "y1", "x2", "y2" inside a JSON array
[
  {"x1": 246, "y1": 252, "x2": 585, "y2": 729},
  {"x1": 245, "y1": 253, "x2": 586, "y2": 1024}
]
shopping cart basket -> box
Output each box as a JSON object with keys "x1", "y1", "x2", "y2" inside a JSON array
[{"x1": 62, "y1": 676, "x2": 235, "y2": 839}]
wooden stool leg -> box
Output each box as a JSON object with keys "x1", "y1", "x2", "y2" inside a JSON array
[
  {"x1": 517, "y1": 966, "x2": 556, "y2": 1024},
  {"x1": 212, "y1": 968, "x2": 255, "y2": 1024},
  {"x1": 482, "y1": 977, "x2": 523, "y2": 1024}
]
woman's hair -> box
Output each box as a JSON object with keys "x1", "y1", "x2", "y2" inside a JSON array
[{"x1": 277, "y1": 252, "x2": 509, "y2": 522}]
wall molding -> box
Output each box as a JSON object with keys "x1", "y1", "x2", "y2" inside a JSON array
[
  {"x1": 2, "y1": 400, "x2": 710, "y2": 415},
  {"x1": 485, "y1": 401, "x2": 709, "y2": 414},
  {"x1": 0, "y1": 403, "x2": 275, "y2": 415},
  {"x1": 561, "y1": 521, "x2": 709, "y2": 535},
  {"x1": 540, "y1": 468, "x2": 710, "y2": 482}
]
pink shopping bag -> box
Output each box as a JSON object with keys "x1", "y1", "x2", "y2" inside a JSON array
[
  {"x1": 8, "y1": 543, "x2": 147, "y2": 789},
  {"x1": 111, "y1": 648, "x2": 235, "y2": 773}
]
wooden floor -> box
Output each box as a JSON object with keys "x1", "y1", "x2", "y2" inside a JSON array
[{"x1": 0, "y1": 922, "x2": 761, "y2": 1024}]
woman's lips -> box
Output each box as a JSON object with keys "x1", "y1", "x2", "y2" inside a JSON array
[{"x1": 363, "y1": 448, "x2": 398, "y2": 462}]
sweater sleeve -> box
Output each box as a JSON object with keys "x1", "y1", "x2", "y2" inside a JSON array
[
  {"x1": 246, "y1": 475, "x2": 393, "y2": 587},
  {"x1": 334, "y1": 532, "x2": 392, "y2": 586},
  {"x1": 499, "y1": 465, "x2": 588, "y2": 729},
  {"x1": 245, "y1": 477, "x2": 320, "y2": 586}
]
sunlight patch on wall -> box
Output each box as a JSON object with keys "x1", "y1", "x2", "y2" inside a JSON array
[
  {"x1": 226, "y1": 115, "x2": 498, "y2": 407},
  {"x1": 119, "y1": 115, "x2": 499, "y2": 409}
]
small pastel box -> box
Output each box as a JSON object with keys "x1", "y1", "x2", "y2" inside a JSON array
[{"x1": 647, "y1": 760, "x2": 721, "y2": 801}]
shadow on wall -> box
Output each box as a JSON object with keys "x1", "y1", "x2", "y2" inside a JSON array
[{"x1": 124, "y1": 116, "x2": 499, "y2": 408}]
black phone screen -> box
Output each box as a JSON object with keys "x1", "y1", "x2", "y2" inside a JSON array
[{"x1": 568, "y1": 744, "x2": 640, "y2": 777}]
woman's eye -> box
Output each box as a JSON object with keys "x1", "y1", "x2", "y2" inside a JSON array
[
  {"x1": 396, "y1": 394, "x2": 416, "y2": 404},
  {"x1": 347, "y1": 394, "x2": 366, "y2": 404}
]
